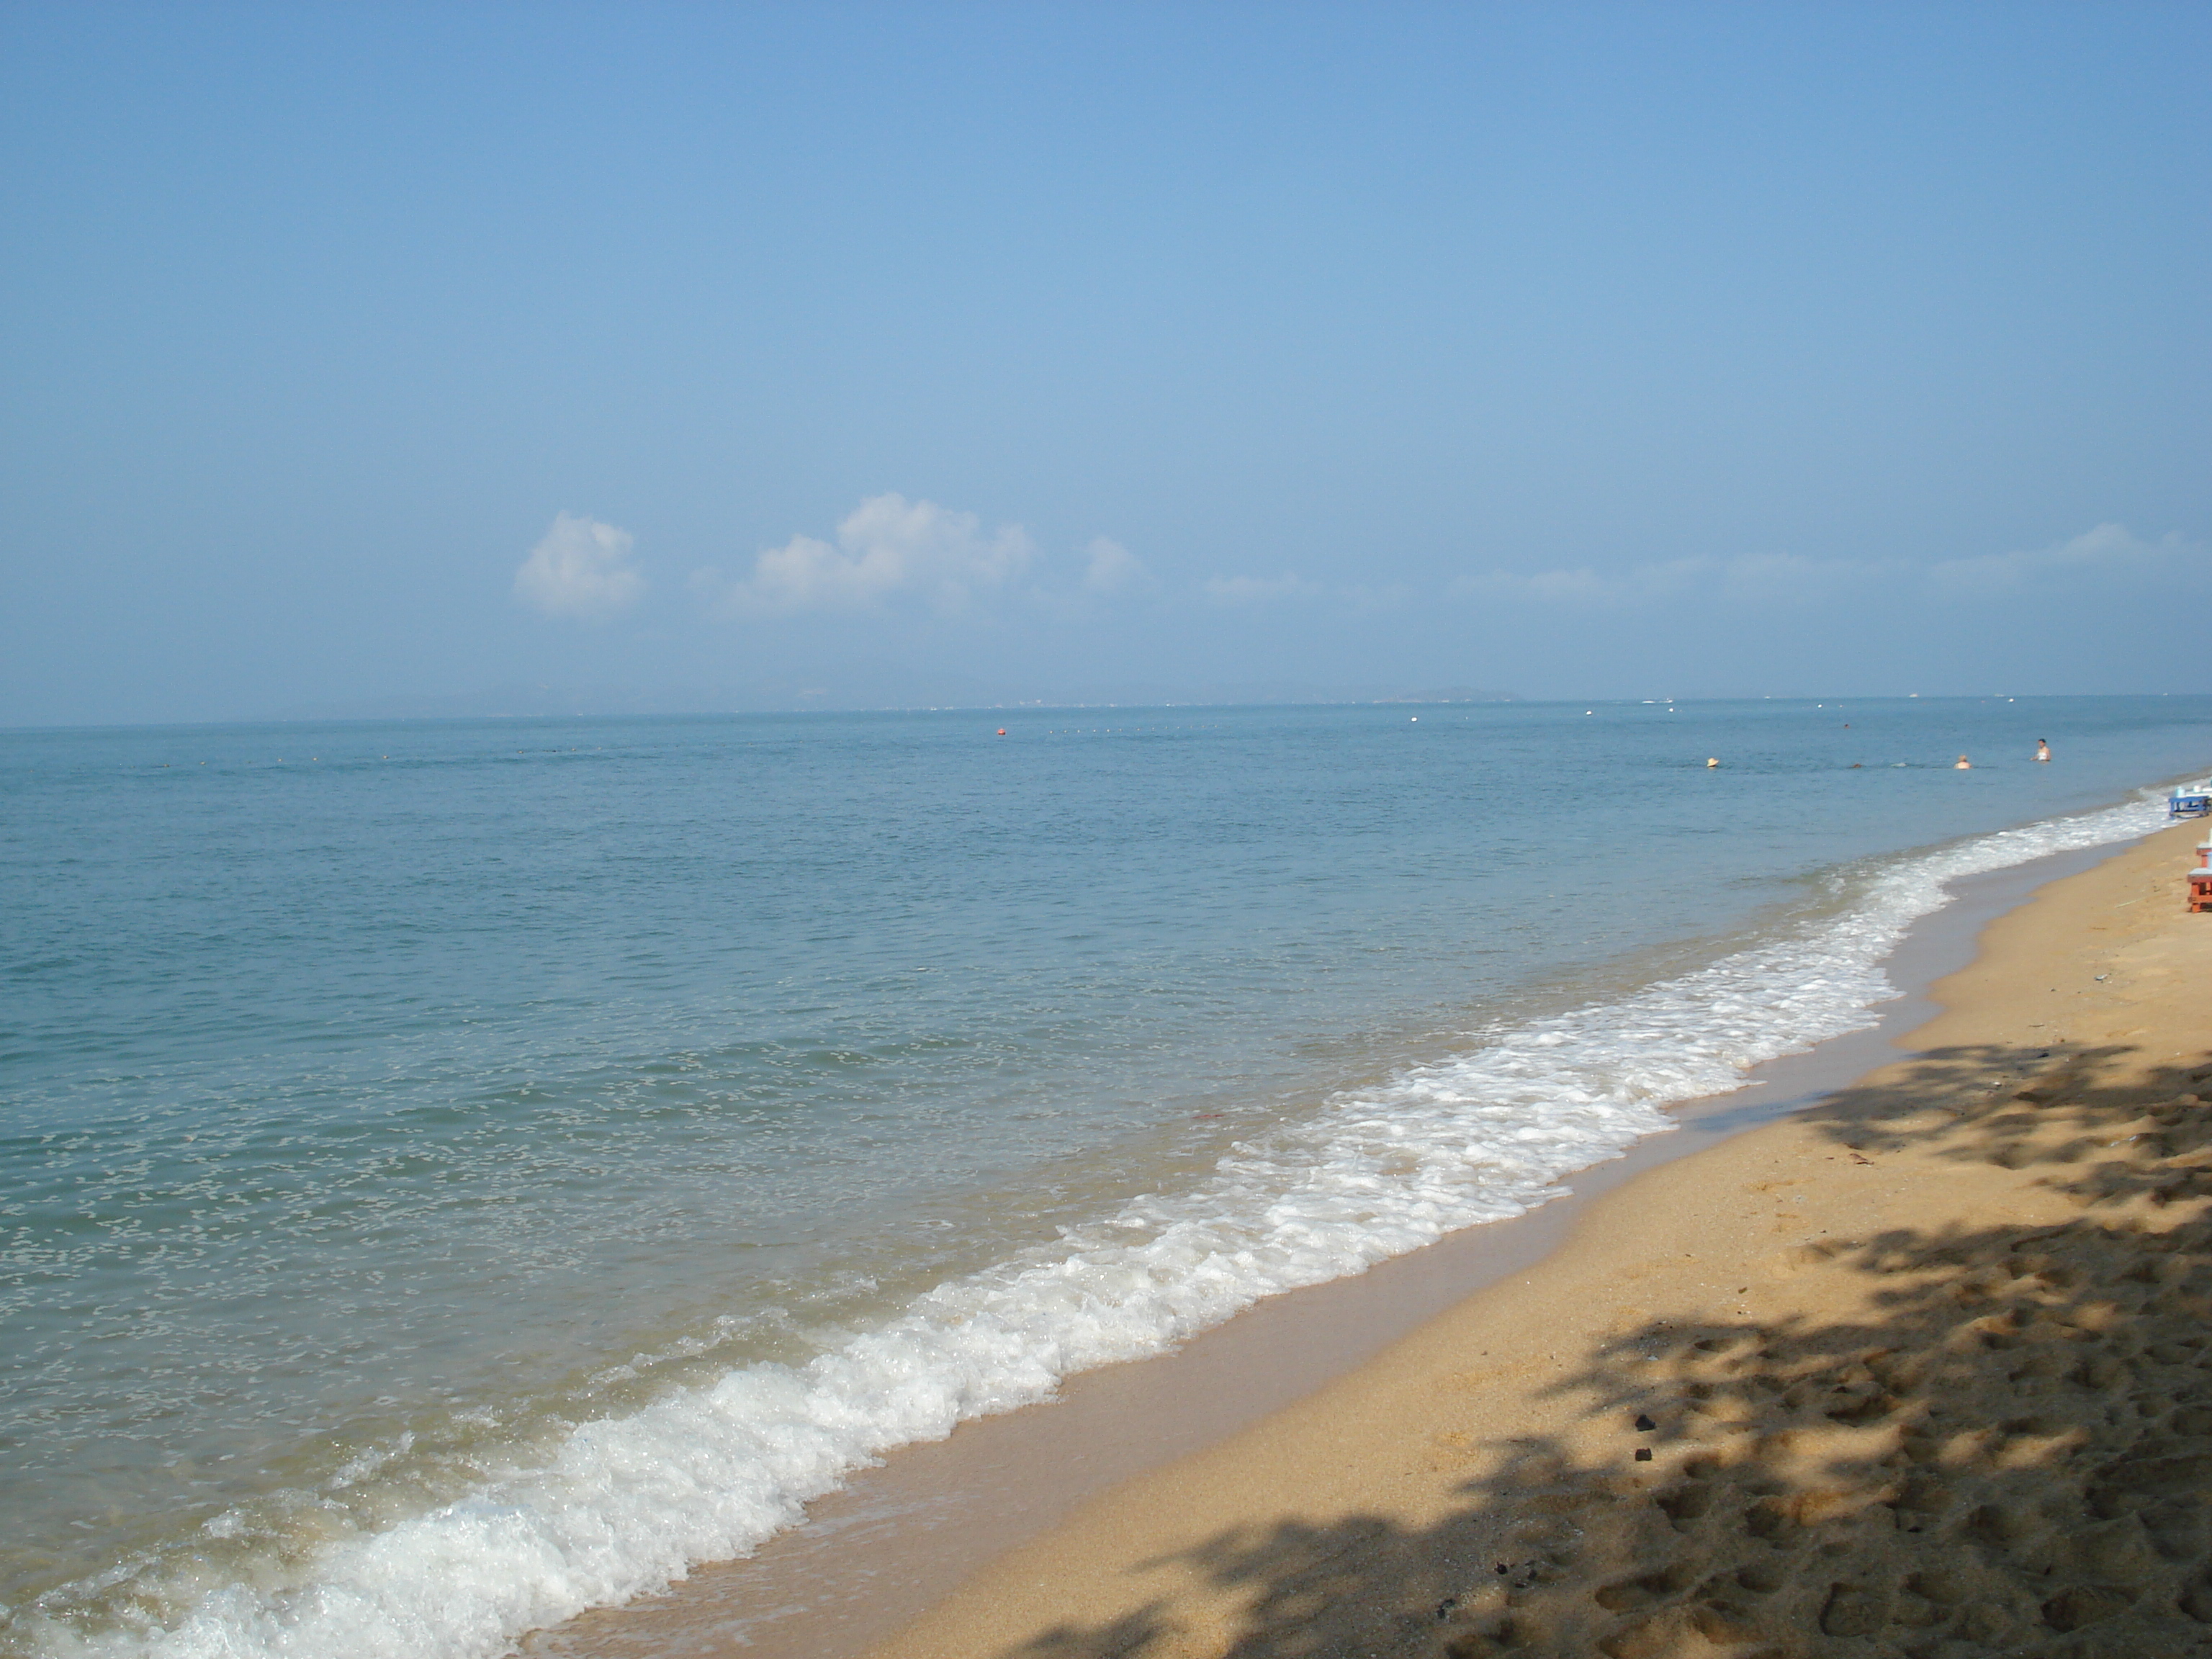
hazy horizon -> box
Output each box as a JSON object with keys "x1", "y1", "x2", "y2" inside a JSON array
[
  {"x1": 16, "y1": 686, "x2": 2210, "y2": 738},
  {"x1": 4, "y1": 4, "x2": 2208, "y2": 727}
]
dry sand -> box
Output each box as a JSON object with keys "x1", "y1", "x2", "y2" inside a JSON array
[{"x1": 860, "y1": 819, "x2": 2212, "y2": 1659}]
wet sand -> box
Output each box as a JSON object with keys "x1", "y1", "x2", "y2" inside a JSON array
[
  {"x1": 529, "y1": 820, "x2": 2209, "y2": 1659},
  {"x1": 851, "y1": 817, "x2": 2212, "y2": 1658}
]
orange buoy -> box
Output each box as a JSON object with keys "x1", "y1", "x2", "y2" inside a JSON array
[{"x1": 997, "y1": 728, "x2": 1007, "y2": 736}]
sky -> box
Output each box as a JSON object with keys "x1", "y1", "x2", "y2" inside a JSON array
[{"x1": 2, "y1": 1, "x2": 2208, "y2": 725}]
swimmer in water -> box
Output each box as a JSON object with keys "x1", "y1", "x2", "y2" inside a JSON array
[
  {"x1": 2036, "y1": 738, "x2": 2051, "y2": 763},
  {"x1": 1954, "y1": 755, "x2": 1972, "y2": 770}
]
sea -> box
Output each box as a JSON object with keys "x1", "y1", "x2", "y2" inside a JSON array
[{"x1": 3, "y1": 695, "x2": 2208, "y2": 1659}]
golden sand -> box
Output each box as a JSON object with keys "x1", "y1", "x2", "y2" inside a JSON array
[{"x1": 863, "y1": 820, "x2": 2212, "y2": 1659}]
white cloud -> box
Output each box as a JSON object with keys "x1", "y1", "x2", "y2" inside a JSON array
[
  {"x1": 1457, "y1": 553, "x2": 1894, "y2": 608},
  {"x1": 1709, "y1": 551, "x2": 1891, "y2": 606},
  {"x1": 1927, "y1": 523, "x2": 2200, "y2": 590},
  {"x1": 1453, "y1": 557, "x2": 1724, "y2": 606},
  {"x1": 1455, "y1": 524, "x2": 2203, "y2": 613},
  {"x1": 1508, "y1": 566, "x2": 1623, "y2": 603},
  {"x1": 705, "y1": 493, "x2": 1034, "y2": 616},
  {"x1": 513, "y1": 513, "x2": 644, "y2": 619},
  {"x1": 1082, "y1": 536, "x2": 1151, "y2": 595},
  {"x1": 1203, "y1": 572, "x2": 1325, "y2": 605}
]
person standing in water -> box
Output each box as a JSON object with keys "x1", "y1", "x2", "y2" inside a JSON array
[
  {"x1": 1955, "y1": 755, "x2": 1972, "y2": 770},
  {"x1": 2036, "y1": 738, "x2": 2051, "y2": 763}
]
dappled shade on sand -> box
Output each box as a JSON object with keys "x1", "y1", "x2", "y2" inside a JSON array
[{"x1": 999, "y1": 1040, "x2": 2212, "y2": 1659}]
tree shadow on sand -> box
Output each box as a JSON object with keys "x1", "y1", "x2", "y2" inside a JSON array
[{"x1": 1002, "y1": 1041, "x2": 2212, "y2": 1659}]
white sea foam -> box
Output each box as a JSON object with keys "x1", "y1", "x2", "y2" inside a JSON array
[{"x1": 28, "y1": 794, "x2": 2170, "y2": 1659}]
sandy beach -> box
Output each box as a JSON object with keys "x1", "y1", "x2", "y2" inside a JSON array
[
  {"x1": 852, "y1": 817, "x2": 2212, "y2": 1659},
  {"x1": 15, "y1": 10, "x2": 2210, "y2": 1653}
]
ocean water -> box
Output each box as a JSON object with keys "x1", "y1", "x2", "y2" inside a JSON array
[{"x1": 2, "y1": 696, "x2": 2207, "y2": 1658}]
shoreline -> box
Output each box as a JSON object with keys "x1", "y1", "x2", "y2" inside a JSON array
[
  {"x1": 842, "y1": 817, "x2": 2212, "y2": 1659},
  {"x1": 528, "y1": 823, "x2": 2196, "y2": 1659}
]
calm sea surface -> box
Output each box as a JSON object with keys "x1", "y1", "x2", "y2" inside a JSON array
[{"x1": 3, "y1": 696, "x2": 2208, "y2": 1658}]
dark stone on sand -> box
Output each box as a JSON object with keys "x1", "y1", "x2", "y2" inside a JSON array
[{"x1": 1634, "y1": 1413, "x2": 1656, "y2": 1431}]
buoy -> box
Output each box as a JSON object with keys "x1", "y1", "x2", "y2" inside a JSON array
[
  {"x1": 997, "y1": 729, "x2": 1007, "y2": 736},
  {"x1": 1410, "y1": 716, "x2": 1419, "y2": 721},
  {"x1": 1706, "y1": 757, "x2": 1719, "y2": 768}
]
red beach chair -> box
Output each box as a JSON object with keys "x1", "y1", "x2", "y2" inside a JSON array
[{"x1": 2190, "y1": 866, "x2": 2212, "y2": 914}]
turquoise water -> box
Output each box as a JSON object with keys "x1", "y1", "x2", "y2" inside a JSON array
[{"x1": 2, "y1": 696, "x2": 2207, "y2": 1657}]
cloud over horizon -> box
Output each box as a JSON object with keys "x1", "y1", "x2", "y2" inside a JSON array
[
  {"x1": 513, "y1": 513, "x2": 644, "y2": 620},
  {"x1": 1082, "y1": 536, "x2": 1150, "y2": 595},
  {"x1": 698, "y1": 494, "x2": 1036, "y2": 617},
  {"x1": 1925, "y1": 523, "x2": 2200, "y2": 591},
  {"x1": 1453, "y1": 523, "x2": 2204, "y2": 611},
  {"x1": 495, "y1": 504, "x2": 2201, "y2": 709}
]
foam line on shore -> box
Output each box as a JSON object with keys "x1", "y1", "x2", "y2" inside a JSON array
[{"x1": 21, "y1": 792, "x2": 2172, "y2": 1659}]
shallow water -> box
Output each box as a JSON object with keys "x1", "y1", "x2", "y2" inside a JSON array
[{"x1": 2, "y1": 696, "x2": 2207, "y2": 1657}]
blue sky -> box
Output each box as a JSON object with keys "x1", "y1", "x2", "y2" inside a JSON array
[{"x1": 3, "y1": 1, "x2": 2207, "y2": 723}]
